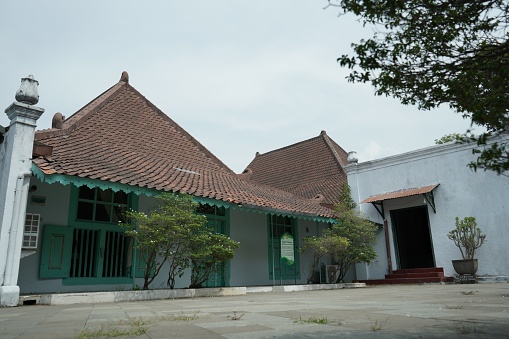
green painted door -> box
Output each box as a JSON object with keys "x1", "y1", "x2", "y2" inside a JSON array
[{"x1": 268, "y1": 215, "x2": 299, "y2": 282}]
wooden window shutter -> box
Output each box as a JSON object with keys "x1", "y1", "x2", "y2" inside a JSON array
[{"x1": 39, "y1": 225, "x2": 73, "y2": 278}]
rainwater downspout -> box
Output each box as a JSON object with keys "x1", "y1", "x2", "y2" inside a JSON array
[{"x1": 3, "y1": 171, "x2": 31, "y2": 286}]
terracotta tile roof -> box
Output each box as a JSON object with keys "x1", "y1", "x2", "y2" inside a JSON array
[
  {"x1": 360, "y1": 184, "x2": 440, "y2": 204},
  {"x1": 242, "y1": 131, "x2": 348, "y2": 206},
  {"x1": 33, "y1": 72, "x2": 334, "y2": 219}
]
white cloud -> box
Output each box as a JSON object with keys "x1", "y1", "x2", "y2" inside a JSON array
[{"x1": 356, "y1": 141, "x2": 400, "y2": 162}]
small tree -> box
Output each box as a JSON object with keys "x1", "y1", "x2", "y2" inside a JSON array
[
  {"x1": 121, "y1": 193, "x2": 207, "y2": 290},
  {"x1": 301, "y1": 234, "x2": 350, "y2": 284},
  {"x1": 329, "y1": 184, "x2": 378, "y2": 283},
  {"x1": 320, "y1": 234, "x2": 349, "y2": 283},
  {"x1": 189, "y1": 230, "x2": 239, "y2": 288},
  {"x1": 448, "y1": 217, "x2": 486, "y2": 260},
  {"x1": 301, "y1": 236, "x2": 326, "y2": 284}
]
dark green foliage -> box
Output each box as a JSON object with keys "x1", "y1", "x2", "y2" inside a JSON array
[
  {"x1": 301, "y1": 236, "x2": 327, "y2": 283},
  {"x1": 301, "y1": 184, "x2": 377, "y2": 283},
  {"x1": 329, "y1": 184, "x2": 378, "y2": 282},
  {"x1": 435, "y1": 133, "x2": 466, "y2": 145},
  {"x1": 189, "y1": 231, "x2": 239, "y2": 288},
  {"x1": 301, "y1": 235, "x2": 349, "y2": 283},
  {"x1": 328, "y1": 0, "x2": 509, "y2": 174},
  {"x1": 121, "y1": 193, "x2": 207, "y2": 290}
]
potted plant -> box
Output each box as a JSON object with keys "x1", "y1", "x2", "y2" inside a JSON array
[{"x1": 447, "y1": 216, "x2": 486, "y2": 275}]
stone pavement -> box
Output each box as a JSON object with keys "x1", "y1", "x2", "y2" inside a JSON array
[{"x1": 1, "y1": 283, "x2": 508, "y2": 338}]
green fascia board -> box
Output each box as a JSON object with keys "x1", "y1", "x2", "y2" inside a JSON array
[{"x1": 31, "y1": 164, "x2": 336, "y2": 224}]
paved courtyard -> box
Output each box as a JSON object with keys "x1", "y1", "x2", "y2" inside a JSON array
[{"x1": 1, "y1": 283, "x2": 508, "y2": 338}]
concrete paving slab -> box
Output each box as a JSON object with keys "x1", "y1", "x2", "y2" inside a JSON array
[{"x1": 2, "y1": 283, "x2": 509, "y2": 338}]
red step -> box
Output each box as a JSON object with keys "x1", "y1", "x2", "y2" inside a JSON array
[
  {"x1": 393, "y1": 267, "x2": 445, "y2": 274},
  {"x1": 386, "y1": 272, "x2": 444, "y2": 279},
  {"x1": 355, "y1": 267, "x2": 455, "y2": 285}
]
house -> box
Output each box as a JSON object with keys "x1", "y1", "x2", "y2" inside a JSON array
[
  {"x1": 0, "y1": 72, "x2": 338, "y2": 306},
  {"x1": 3, "y1": 71, "x2": 505, "y2": 307},
  {"x1": 345, "y1": 140, "x2": 509, "y2": 283}
]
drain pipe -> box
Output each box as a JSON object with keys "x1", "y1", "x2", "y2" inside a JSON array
[{"x1": 3, "y1": 171, "x2": 32, "y2": 286}]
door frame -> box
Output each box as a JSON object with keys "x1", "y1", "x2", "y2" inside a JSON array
[{"x1": 390, "y1": 205, "x2": 436, "y2": 270}]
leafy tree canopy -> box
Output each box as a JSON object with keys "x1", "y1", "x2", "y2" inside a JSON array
[
  {"x1": 121, "y1": 193, "x2": 207, "y2": 290},
  {"x1": 328, "y1": 184, "x2": 378, "y2": 282},
  {"x1": 327, "y1": 0, "x2": 509, "y2": 174},
  {"x1": 189, "y1": 230, "x2": 239, "y2": 288}
]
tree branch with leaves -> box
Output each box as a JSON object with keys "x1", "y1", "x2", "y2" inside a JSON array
[
  {"x1": 121, "y1": 193, "x2": 207, "y2": 290},
  {"x1": 328, "y1": 0, "x2": 509, "y2": 174},
  {"x1": 189, "y1": 231, "x2": 239, "y2": 288},
  {"x1": 329, "y1": 184, "x2": 378, "y2": 282}
]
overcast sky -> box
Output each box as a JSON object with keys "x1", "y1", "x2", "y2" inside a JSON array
[{"x1": 0, "y1": 1, "x2": 477, "y2": 173}]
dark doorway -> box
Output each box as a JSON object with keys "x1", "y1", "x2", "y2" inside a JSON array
[{"x1": 391, "y1": 206, "x2": 435, "y2": 269}]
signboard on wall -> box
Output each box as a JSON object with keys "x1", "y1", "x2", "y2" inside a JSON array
[{"x1": 281, "y1": 232, "x2": 294, "y2": 265}]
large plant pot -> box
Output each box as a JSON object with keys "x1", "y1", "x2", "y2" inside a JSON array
[{"x1": 452, "y1": 259, "x2": 478, "y2": 275}]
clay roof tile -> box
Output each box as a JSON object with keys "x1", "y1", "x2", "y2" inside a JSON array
[
  {"x1": 244, "y1": 131, "x2": 348, "y2": 205},
  {"x1": 33, "y1": 73, "x2": 334, "y2": 219}
]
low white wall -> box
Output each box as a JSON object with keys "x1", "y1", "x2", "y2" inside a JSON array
[
  {"x1": 34, "y1": 283, "x2": 366, "y2": 305},
  {"x1": 39, "y1": 287, "x2": 247, "y2": 305}
]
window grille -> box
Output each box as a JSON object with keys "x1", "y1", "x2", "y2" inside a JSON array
[{"x1": 23, "y1": 213, "x2": 40, "y2": 249}]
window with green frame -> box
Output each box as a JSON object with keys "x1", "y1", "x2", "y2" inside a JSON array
[
  {"x1": 39, "y1": 186, "x2": 138, "y2": 284},
  {"x1": 268, "y1": 215, "x2": 300, "y2": 281},
  {"x1": 76, "y1": 186, "x2": 128, "y2": 223}
]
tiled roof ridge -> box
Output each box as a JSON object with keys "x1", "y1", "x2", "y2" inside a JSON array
[
  {"x1": 320, "y1": 132, "x2": 347, "y2": 169},
  {"x1": 35, "y1": 80, "x2": 127, "y2": 140},
  {"x1": 125, "y1": 85, "x2": 235, "y2": 175},
  {"x1": 247, "y1": 130, "x2": 347, "y2": 171},
  {"x1": 250, "y1": 131, "x2": 326, "y2": 162}
]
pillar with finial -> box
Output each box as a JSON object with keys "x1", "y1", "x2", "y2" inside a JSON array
[{"x1": 0, "y1": 75, "x2": 44, "y2": 307}]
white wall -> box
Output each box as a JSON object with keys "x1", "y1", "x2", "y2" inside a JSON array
[
  {"x1": 347, "y1": 140, "x2": 509, "y2": 279},
  {"x1": 229, "y1": 209, "x2": 269, "y2": 286}
]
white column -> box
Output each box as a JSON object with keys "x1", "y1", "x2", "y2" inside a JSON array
[{"x1": 0, "y1": 75, "x2": 44, "y2": 307}]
